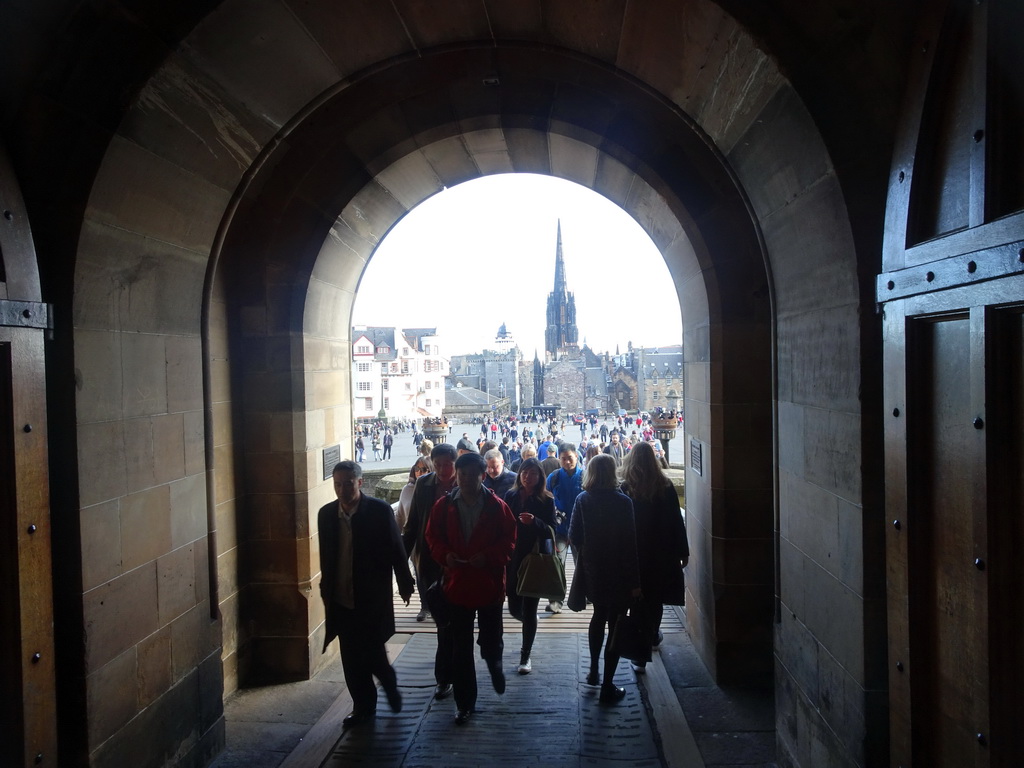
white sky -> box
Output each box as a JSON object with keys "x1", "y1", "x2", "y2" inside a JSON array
[{"x1": 352, "y1": 173, "x2": 683, "y2": 358}]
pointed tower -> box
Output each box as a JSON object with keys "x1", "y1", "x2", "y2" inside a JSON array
[
  {"x1": 544, "y1": 220, "x2": 580, "y2": 359},
  {"x1": 533, "y1": 350, "x2": 544, "y2": 406}
]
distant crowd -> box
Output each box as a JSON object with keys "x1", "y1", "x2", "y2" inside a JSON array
[{"x1": 354, "y1": 410, "x2": 680, "y2": 466}]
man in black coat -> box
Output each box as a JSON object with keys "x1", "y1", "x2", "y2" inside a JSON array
[
  {"x1": 482, "y1": 448, "x2": 517, "y2": 499},
  {"x1": 402, "y1": 443, "x2": 458, "y2": 697},
  {"x1": 319, "y1": 460, "x2": 414, "y2": 727}
]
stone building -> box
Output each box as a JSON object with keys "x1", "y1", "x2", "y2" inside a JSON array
[
  {"x1": 351, "y1": 326, "x2": 446, "y2": 421},
  {"x1": 441, "y1": 383, "x2": 505, "y2": 422},
  {"x1": 447, "y1": 324, "x2": 522, "y2": 406},
  {"x1": 637, "y1": 346, "x2": 684, "y2": 413},
  {"x1": 609, "y1": 366, "x2": 639, "y2": 413},
  {"x1": 3, "y1": 4, "x2": 1021, "y2": 768}
]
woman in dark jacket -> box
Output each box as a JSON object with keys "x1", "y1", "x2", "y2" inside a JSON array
[
  {"x1": 567, "y1": 453, "x2": 641, "y2": 704},
  {"x1": 620, "y1": 441, "x2": 689, "y2": 670},
  {"x1": 503, "y1": 457, "x2": 556, "y2": 675}
]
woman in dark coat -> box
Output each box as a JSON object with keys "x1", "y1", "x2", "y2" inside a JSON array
[
  {"x1": 620, "y1": 441, "x2": 689, "y2": 670},
  {"x1": 503, "y1": 457, "x2": 556, "y2": 675},
  {"x1": 567, "y1": 453, "x2": 641, "y2": 704}
]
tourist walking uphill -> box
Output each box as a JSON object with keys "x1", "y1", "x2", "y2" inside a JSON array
[
  {"x1": 318, "y1": 461, "x2": 414, "y2": 728},
  {"x1": 567, "y1": 454, "x2": 641, "y2": 704},
  {"x1": 619, "y1": 441, "x2": 689, "y2": 670},
  {"x1": 503, "y1": 457, "x2": 557, "y2": 675},
  {"x1": 395, "y1": 456, "x2": 434, "y2": 620},
  {"x1": 402, "y1": 444, "x2": 458, "y2": 692},
  {"x1": 426, "y1": 452, "x2": 517, "y2": 725},
  {"x1": 545, "y1": 441, "x2": 584, "y2": 614}
]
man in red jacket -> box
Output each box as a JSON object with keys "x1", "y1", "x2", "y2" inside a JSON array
[{"x1": 426, "y1": 452, "x2": 516, "y2": 725}]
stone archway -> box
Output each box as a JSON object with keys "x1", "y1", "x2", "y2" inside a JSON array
[
  {"x1": 210, "y1": 44, "x2": 776, "y2": 689},
  {"x1": 15, "y1": 2, "x2": 885, "y2": 763}
]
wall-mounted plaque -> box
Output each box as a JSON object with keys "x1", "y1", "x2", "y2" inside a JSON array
[
  {"x1": 323, "y1": 444, "x2": 341, "y2": 480},
  {"x1": 690, "y1": 438, "x2": 702, "y2": 476}
]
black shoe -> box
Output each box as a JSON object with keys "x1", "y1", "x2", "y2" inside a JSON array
[
  {"x1": 342, "y1": 711, "x2": 375, "y2": 728},
  {"x1": 434, "y1": 683, "x2": 453, "y2": 699},
  {"x1": 599, "y1": 684, "x2": 626, "y2": 704},
  {"x1": 416, "y1": 608, "x2": 428, "y2": 622},
  {"x1": 652, "y1": 630, "x2": 664, "y2": 647},
  {"x1": 487, "y1": 661, "x2": 506, "y2": 695},
  {"x1": 384, "y1": 684, "x2": 402, "y2": 713},
  {"x1": 586, "y1": 671, "x2": 599, "y2": 686},
  {"x1": 455, "y1": 709, "x2": 473, "y2": 725}
]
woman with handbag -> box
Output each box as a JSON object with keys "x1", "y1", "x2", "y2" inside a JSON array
[
  {"x1": 503, "y1": 457, "x2": 556, "y2": 675},
  {"x1": 567, "y1": 453, "x2": 641, "y2": 704},
  {"x1": 620, "y1": 441, "x2": 689, "y2": 671}
]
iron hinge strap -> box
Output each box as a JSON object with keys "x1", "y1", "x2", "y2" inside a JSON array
[
  {"x1": 0, "y1": 299, "x2": 53, "y2": 329},
  {"x1": 876, "y1": 240, "x2": 1024, "y2": 304}
]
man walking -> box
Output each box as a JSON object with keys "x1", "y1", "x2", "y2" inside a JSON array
[
  {"x1": 382, "y1": 430, "x2": 393, "y2": 460},
  {"x1": 318, "y1": 461, "x2": 414, "y2": 728},
  {"x1": 426, "y1": 452, "x2": 516, "y2": 725},
  {"x1": 403, "y1": 444, "x2": 458, "y2": 688},
  {"x1": 603, "y1": 431, "x2": 627, "y2": 466},
  {"x1": 545, "y1": 442, "x2": 585, "y2": 613},
  {"x1": 483, "y1": 448, "x2": 517, "y2": 499}
]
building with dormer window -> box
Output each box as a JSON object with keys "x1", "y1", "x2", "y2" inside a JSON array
[{"x1": 352, "y1": 326, "x2": 446, "y2": 421}]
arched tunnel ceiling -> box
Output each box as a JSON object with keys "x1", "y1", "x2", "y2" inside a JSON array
[
  {"x1": 218, "y1": 43, "x2": 769, "y2": 335},
  {"x1": 3, "y1": 0, "x2": 913, "y2": 295}
]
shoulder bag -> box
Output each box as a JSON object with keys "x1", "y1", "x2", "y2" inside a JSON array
[
  {"x1": 608, "y1": 599, "x2": 652, "y2": 663},
  {"x1": 516, "y1": 525, "x2": 566, "y2": 601}
]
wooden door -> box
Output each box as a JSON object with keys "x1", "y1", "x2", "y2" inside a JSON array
[
  {"x1": 881, "y1": 1, "x2": 1024, "y2": 765},
  {"x1": 0, "y1": 145, "x2": 58, "y2": 765}
]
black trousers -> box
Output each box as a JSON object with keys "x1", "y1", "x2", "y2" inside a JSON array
[
  {"x1": 335, "y1": 606, "x2": 398, "y2": 715},
  {"x1": 447, "y1": 602, "x2": 504, "y2": 711}
]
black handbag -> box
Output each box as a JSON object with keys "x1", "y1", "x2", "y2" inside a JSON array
[
  {"x1": 566, "y1": 546, "x2": 588, "y2": 612},
  {"x1": 423, "y1": 578, "x2": 451, "y2": 628},
  {"x1": 608, "y1": 602, "x2": 652, "y2": 663}
]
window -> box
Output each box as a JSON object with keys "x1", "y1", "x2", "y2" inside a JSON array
[
  {"x1": 403, "y1": 347, "x2": 409, "y2": 355},
  {"x1": 497, "y1": 363, "x2": 503, "y2": 373},
  {"x1": 405, "y1": 382, "x2": 412, "y2": 391},
  {"x1": 425, "y1": 381, "x2": 431, "y2": 389},
  {"x1": 402, "y1": 361, "x2": 410, "y2": 374},
  {"x1": 425, "y1": 399, "x2": 432, "y2": 407},
  {"x1": 424, "y1": 344, "x2": 431, "y2": 354},
  {"x1": 357, "y1": 362, "x2": 370, "y2": 372},
  {"x1": 356, "y1": 344, "x2": 371, "y2": 354},
  {"x1": 363, "y1": 398, "x2": 373, "y2": 411},
  {"x1": 376, "y1": 346, "x2": 388, "y2": 354},
  {"x1": 382, "y1": 379, "x2": 389, "y2": 391},
  {"x1": 652, "y1": 391, "x2": 659, "y2": 400},
  {"x1": 381, "y1": 363, "x2": 388, "y2": 374},
  {"x1": 357, "y1": 381, "x2": 372, "y2": 391}
]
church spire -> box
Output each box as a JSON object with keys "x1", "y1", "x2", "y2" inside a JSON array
[
  {"x1": 544, "y1": 219, "x2": 579, "y2": 360},
  {"x1": 553, "y1": 219, "x2": 566, "y2": 296}
]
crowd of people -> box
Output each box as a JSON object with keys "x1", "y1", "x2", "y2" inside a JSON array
[{"x1": 317, "y1": 420, "x2": 689, "y2": 728}]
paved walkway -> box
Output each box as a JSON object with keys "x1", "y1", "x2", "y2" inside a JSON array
[{"x1": 323, "y1": 633, "x2": 663, "y2": 768}]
